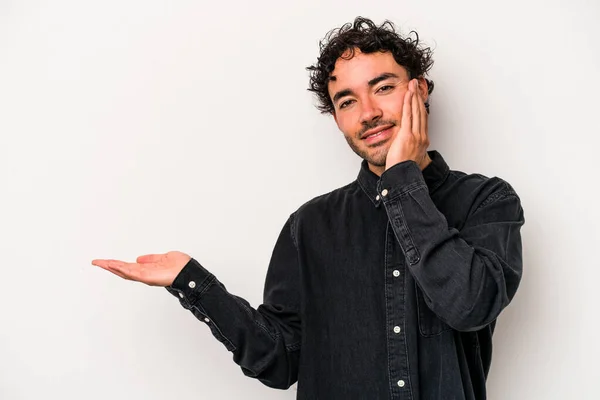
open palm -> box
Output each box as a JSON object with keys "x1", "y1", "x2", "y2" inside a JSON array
[{"x1": 92, "y1": 251, "x2": 191, "y2": 287}]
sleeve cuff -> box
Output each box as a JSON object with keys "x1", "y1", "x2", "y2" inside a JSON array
[
  {"x1": 378, "y1": 160, "x2": 427, "y2": 200},
  {"x1": 165, "y1": 258, "x2": 215, "y2": 304}
]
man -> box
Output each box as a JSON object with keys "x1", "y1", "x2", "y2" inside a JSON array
[{"x1": 93, "y1": 17, "x2": 524, "y2": 400}]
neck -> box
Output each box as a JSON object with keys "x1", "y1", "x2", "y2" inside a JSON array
[{"x1": 368, "y1": 164, "x2": 386, "y2": 177}]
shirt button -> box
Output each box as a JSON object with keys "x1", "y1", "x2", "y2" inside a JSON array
[
  {"x1": 178, "y1": 292, "x2": 184, "y2": 298},
  {"x1": 381, "y1": 189, "x2": 389, "y2": 197},
  {"x1": 393, "y1": 270, "x2": 400, "y2": 277},
  {"x1": 394, "y1": 326, "x2": 401, "y2": 334},
  {"x1": 397, "y1": 380, "x2": 405, "y2": 388},
  {"x1": 204, "y1": 317, "x2": 210, "y2": 323},
  {"x1": 188, "y1": 281, "x2": 196, "y2": 289}
]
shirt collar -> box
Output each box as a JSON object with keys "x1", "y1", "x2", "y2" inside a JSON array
[{"x1": 356, "y1": 150, "x2": 450, "y2": 206}]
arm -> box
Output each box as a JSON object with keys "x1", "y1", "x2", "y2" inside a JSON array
[
  {"x1": 165, "y1": 215, "x2": 302, "y2": 388},
  {"x1": 92, "y1": 215, "x2": 302, "y2": 389},
  {"x1": 380, "y1": 161, "x2": 524, "y2": 331}
]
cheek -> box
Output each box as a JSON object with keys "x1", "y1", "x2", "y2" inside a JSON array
[
  {"x1": 336, "y1": 113, "x2": 361, "y2": 137},
  {"x1": 382, "y1": 94, "x2": 406, "y2": 119}
]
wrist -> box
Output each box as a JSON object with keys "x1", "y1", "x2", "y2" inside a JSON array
[
  {"x1": 418, "y1": 153, "x2": 432, "y2": 171},
  {"x1": 385, "y1": 153, "x2": 431, "y2": 172}
]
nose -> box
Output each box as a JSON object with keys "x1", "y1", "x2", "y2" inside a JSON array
[{"x1": 359, "y1": 97, "x2": 382, "y2": 125}]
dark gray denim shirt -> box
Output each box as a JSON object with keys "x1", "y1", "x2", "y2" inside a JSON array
[{"x1": 166, "y1": 150, "x2": 525, "y2": 399}]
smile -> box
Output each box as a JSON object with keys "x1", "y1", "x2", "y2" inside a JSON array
[{"x1": 362, "y1": 126, "x2": 394, "y2": 144}]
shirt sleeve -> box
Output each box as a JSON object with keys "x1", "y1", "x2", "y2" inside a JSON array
[
  {"x1": 379, "y1": 160, "x2": 524, "y2": 332},
  {"x1": 165, "y1": 214, "x2": 302, "y2": 389}
]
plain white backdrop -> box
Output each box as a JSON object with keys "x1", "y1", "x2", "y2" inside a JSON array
[{"x1": 1, "y1": 0, "x2": 599, "y2": 399}]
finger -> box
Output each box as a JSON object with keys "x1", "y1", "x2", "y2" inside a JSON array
[
  {"x1": 93, "y1": 259, "x2": 132, "y2": 280},
  {"x1": 411, "y1": 80, "x2": 420, "y2": 137},
  {"x1": 104, "y1": 265, "x2": 131, "y2": 280},
  {"x1": 401, "y1": 88, "x2": 413, "y2": 132},
  {"x1": 418, "y1": 82, "x2": 428, "y2": 138},
  {"x1": 91, "y1": 259, "x2": 125, "y2": 268},
  {"x1": 136, "y1": 253, "x2": 164, "y2": 264},
  {"x1": 112, "y1": 261, "x2": 141, "y2": 279},
  {"x1": 102, "y1": 260, "x2": 141, "y2": 280}
]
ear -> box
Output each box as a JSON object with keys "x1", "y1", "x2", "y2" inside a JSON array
[{"x1": 417, "y1": 77, "x2": 429, "y2": 102}]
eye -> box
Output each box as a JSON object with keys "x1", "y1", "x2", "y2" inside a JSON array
[
  {"x1": 377, "y1": 85, "x2": 394, "y2": 93},
  {"x1": 339, "y1": 99, "x2": 355, "y2": 109}
]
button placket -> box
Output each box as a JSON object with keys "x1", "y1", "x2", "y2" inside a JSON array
[{"x1": 384, "y1": 224, "x2": 411, "y2": 398}]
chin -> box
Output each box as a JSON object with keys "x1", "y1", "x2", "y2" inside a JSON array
[
  {"x1": 365, "y1": 153, "x2": 387, "y2": 168},
  {"x1": 348, "y1": 139, "x2": 389, "y2": 167},
  {"x1": 366, "y1": 147, "x2": 389, "y2": 167}
]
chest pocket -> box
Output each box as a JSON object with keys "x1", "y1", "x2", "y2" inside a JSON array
[{"x1": 415, "y1": 282, "x2": 452, "y2": 337}]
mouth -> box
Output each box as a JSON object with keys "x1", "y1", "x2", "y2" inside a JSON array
[{"x1": 361, "y1": 125, "x2": 394, "y2": 143}]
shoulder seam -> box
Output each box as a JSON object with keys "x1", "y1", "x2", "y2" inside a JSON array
[{"x1": 474, "y1": 184, "x2": 518, "y2": 213}]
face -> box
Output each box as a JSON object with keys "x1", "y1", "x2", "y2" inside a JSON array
[{"x1": 329, "y1": 49, "x2": 427, "y2": 169}]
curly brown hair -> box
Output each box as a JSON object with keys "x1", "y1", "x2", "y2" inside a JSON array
[{"x1": 306, "y1": 17, "x2": 435, "y2": 114}]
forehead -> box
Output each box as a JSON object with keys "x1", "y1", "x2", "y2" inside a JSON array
[{"x1": 328, "y1": 50, "x2": 409, "y2": 91}]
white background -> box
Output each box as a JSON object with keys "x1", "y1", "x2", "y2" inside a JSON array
[{"x1": 1, "y1": 0, "x2": 599, "y2": 399}]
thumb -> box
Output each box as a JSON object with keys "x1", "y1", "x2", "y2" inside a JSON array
[{"x1": 136, "y1": 253, "x2": 165, "y2": 264}]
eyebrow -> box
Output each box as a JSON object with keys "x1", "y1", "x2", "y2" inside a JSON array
[{"x1": 331, "y1": 72, "x2": 401, "y2": 104}]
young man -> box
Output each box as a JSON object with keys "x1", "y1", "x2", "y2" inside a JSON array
[{"x1": 93, "y1": 17, "x2": 524, "y2": 400}]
